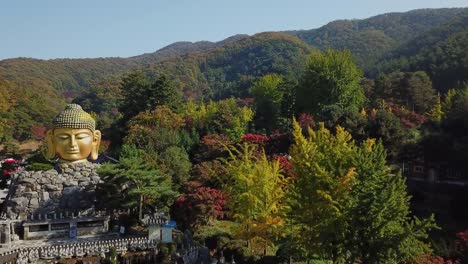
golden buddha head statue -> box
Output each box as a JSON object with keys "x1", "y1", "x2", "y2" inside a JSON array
[{"x1": 46, "y1": 104, "x2": 101, "y2": 163}]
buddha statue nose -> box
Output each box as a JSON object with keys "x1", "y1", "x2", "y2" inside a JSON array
[{"x1": 69, "y1": 135, "x2": 77, "y2": 147}]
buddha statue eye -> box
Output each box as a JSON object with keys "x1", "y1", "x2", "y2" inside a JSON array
[
  {"x1": 76, "y1": 133, "x2": 90, "y2": 140},
  {"x1": 57, "y1": 135, "x2": 70, "y2": 140}
]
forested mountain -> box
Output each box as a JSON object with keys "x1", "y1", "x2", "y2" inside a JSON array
[
  {"x1": 286, "y1": 8, "x2": 467, "y2": 70},
  {"x1": 0, "y1": 7, "x2": 467, "y2": 141},
  {"x1": 132, "y1": 34, "x2": 250, "y2": 63},
  {"x1": 0, "y1": 32, "x2": 310, "y2": 140},
  {"x1": 371, "y1": 11, "x2": 468, "y2": 92}
]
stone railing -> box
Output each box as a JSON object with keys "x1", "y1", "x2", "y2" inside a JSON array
[
  {"x1": 27, "y1": 210, "x2": 108, "y2": 221},
  {"x1": 142, "y1": 212, "x2": 168, "y2": 226},
  {"x1": 0, "y1": 237, "x2": 158, "y2": 264}
]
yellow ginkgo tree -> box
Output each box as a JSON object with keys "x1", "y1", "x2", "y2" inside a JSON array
[{"x1": 224, "y1": 143, "x2": 289, "y2": 256}]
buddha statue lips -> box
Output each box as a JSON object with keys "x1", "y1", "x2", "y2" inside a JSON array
[{"x1": 46, "y1": 104, "x2": 101, "y2": 163}]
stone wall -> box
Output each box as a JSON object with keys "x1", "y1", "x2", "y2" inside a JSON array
[{"x1": 3, "y1": 162, "x2": 102, "y2": 220}]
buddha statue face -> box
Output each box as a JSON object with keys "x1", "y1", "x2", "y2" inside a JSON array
[{"x1": 46, "y1": 104, "x2": 101, "y2": 163}]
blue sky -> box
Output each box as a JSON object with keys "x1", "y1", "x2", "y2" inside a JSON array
[{"x1": 1, "y1": 0, "x2": 467, "y2": 60}]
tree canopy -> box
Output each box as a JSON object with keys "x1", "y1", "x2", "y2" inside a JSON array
[{"x1": 296, "y1": 49, "x2": 365, "y2": 116}]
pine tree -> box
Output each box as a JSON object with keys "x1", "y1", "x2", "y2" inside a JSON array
[{"x1": 97, "y1": 145, "x2": 178, "y2": 220}]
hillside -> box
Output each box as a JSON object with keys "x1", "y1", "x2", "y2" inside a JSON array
[
  {"x1": 286, "y1": 8, "x2": 467, "y2": 70},
  {"x1": 0, "y1": 32, "x2": 311, "y2": 140},
  {"x1": 2, "y1": 8, "x2": 464, "y2": 100},
  {"x1": 371, "y1": 10, "x2": 468, "y2": 92},
  {"x1": 132, "y1": 34, "x2": 250, "y2": 63}
]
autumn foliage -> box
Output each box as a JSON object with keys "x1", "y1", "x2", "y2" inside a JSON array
[{"x1": 173, "y1": 187, "x2": 229, "y2": 229}]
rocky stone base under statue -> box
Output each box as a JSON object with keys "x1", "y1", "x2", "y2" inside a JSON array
[{"x1": 3, "y1": 162, "x2": 102, "y2": 220}]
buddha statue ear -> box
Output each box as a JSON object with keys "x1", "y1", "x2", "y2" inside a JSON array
[
  {"x1": 90, "y1": 130, "x2": 102, "y2": 160},
  {"x1": 45, "y1": 130, "x2": 56, "y2": 159}
]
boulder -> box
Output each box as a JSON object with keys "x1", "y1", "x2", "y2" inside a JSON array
[
  {"x1": 45, "y1": 184, "x2": 60, "y2": 191},
  {"x1": 41, "y1": 191, "x2": 50, "y2": 202},
  {"x1": 19, "y1": 178, "x2": 36, "y2": 185}
]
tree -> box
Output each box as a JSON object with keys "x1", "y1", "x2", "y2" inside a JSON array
[
  {"x1": 159, "y1": 146, "x2": 192, "y2": 189},
  {"x1": 173, "y1": 187, "x2": 229, "y2": 230},
  {"x1": 344, "y1": 140, "x2": 435, "y2": 263},
  {"x1": 149, "y1": 74, "x2": 182, "y2": 111},
  {"x1": 119, "y1": 70, "x2": 152, "y2": 122},
  {"x1": 250, "y1": 74, "x2": 284, "y2": 133},
  {"x1": 0, "y1": 78, "x2": 15, "y2": 139},
  {"x1": 124, "y1": 107, "x2": 192, "y2": 190},
  {"x1": 406, "y1": 71, "x2": 437, "y2": 113},
  {"x1": 428, "y1": 96, "x2": 444, "y2": 123},
  {"x1": 125, "y1": 106, "x2": 185, "y2": 152},
  {"x1": 119, "y1": 71, "x2": 182, "y2": 123},
  {"x1": 373, "y1": 71, "x2": 437, "y2": 113},
  {"x1": 288, "y1": 121, "x2": 356, "y2": 262},
  {"x1": 441, "y1": 89, "x2": 457, "y2": 114},
  {"x1": 97, "y1": 145, "x2": 178, "y2": 220},
  {"x1": 287, "y1": 119, "x2": 435, "y2": 263},
  {"x1": 422, "y1": 86, "x2": 468, "y2": 177},
  {"x1": 296, "y1": 49, "x2": 365, "y2": 116},
  {"x1": 211, "y1": 99, "x2": 254, "y2": 142},
  {"x1": 224, "y1": 143, "x2": 288, "y2": 255},
  {"x1": 182, "y1": 99, "x2": 254, "y2": 141},
  {"x1": 72, "y1": 79, "x2": 123, "y2": 131}
]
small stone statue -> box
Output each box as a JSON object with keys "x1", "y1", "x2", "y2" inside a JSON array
[{"x1": 46, "y1": 104, "x2": 101, "y2": 163}]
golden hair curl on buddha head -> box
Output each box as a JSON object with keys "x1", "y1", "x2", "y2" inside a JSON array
[{"x1": 46, "y1": 104, "x2": 101, "y2": 163}]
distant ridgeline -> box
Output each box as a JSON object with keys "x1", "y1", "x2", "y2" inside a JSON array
[{"x1": 0, "y1": 7, "x2": 467, "y2": 141}]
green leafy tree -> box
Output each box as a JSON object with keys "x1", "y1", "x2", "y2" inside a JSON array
[
  {"x1": 373, "y1": 71, "x2": 436, "y2": 113},
  {"x1": 72, "y1": 79, "x2": 123, "y2": 131},
  {"x1": 406, "y1": 71, "x2": 437, "y2": 113},
  {"x1": 250, "y1": 74, "x2": 284, "y2": 133},
  {"x1": 97, "y1": 145, "x2": 178, "y2": 220},
  {"x1": 344, "y1": 140, "x2": 435, "y2": 263},
  {"x1": 183, "y1": 98, "x2": 253, "y2": 141},
  {"x1": 428, "y1": 95, "x2": 444, "y2": 123},
  {"x1": 119, "y1": 71, "x2": 182, "y2": 123},
  {"x1": 119, "y1": 70, "x2": 152, "y2": 122},
  {"x1": 125, "y1": 106, "x2": 186, "y2": 152},
  {"x1": 124, "y1": 106, "x2": 193, "y2": 190},
  {"x1": 288, "y1": 119, "x2": 435, "y2": 263},
  {"x1": 422, "y1": 86, "x2": 468, "y2": 178},
  {"x1": 296, "y1": 49, "x2": 365, "y2": 116},
  {"x1": 159, "y1": 146, "x2": 191, "y2": 189},
  {"x1": 0, "y1": 78, "x2": 15, "y2": 139},
  {"x1": 441, "y1": 88, "x2": 457, "y2": 114},
  {"x1": 444, "y1": 85, "x2": 468, "y2": 119},
  {"x1": 150, "y1": 74, "x2": 182, "y2": 111},
  {"x1": 211, "y1": 99, "x2": 254, "y2": 141}
]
